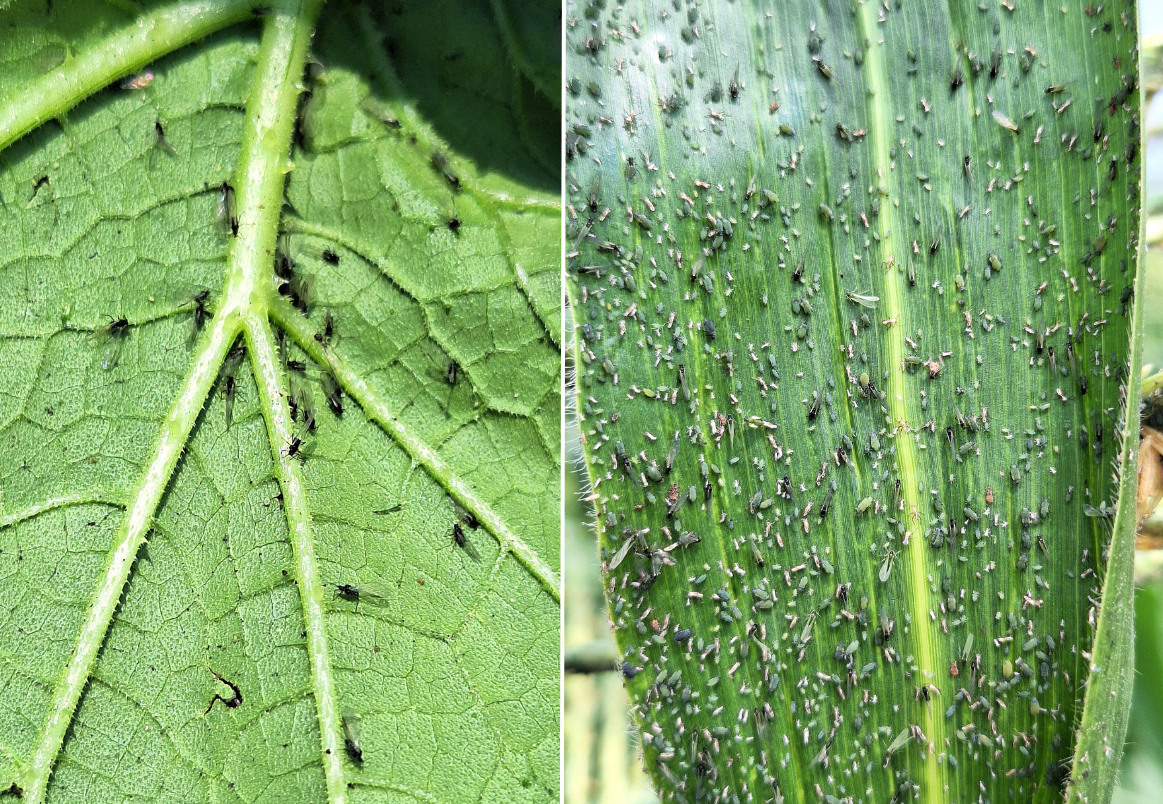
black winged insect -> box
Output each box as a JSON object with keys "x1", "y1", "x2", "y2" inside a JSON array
[
  {"x1": 222, "y1": 344, "x2": 245, "y2": 429},
  {"x1": 452, "y1": 522, "x2": 480, "y2": 562},
  {"x1": 289, "y1": 374, "x2": 316, "y2": 433},
  {"x1": 333, "y1": 582, "x2": 392, "y2": 611},
  {"x1": 450, "y1": 498, "x2": 480, "y2": 530},
  {"x1": 284, "y1": 433, "x2": 313, "y2": 462},
  {"x1": 431, "y1": 151, "x2": 460, "y2": 190},
  {"x1": 322, "y1": 373, "x2": 343, "y2": 417},
  {"x1": 343, "y1": 709, "x2": 363, "y2": 764},
  {"x1": 95, "y1": 316, "x2": 130, "y2": 370},
  {"x1": 217, "y1": 181, "x2": 238, "y2": 236},
  {"x1": 185, "y1": 289, "x2": 211, "y2": 345},
  {"x1": 154, "y1": 120, "x2": 177, "y2": 157}
]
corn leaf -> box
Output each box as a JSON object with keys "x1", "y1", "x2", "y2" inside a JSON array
[{"x1": 566, "y1": 1, "x2": 1143, "y2": 802}]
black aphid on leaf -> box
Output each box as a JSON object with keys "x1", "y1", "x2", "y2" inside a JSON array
[
  {"x1": 322, "y1": 373, "x2": 343, "y2": 417},
  {"x1": 452, "y1": 522, "x2": 480, "y2": 561}
]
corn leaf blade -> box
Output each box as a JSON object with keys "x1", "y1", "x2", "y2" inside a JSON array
[{"x1": 567, "y1": 1, "x2": 1143, "y2": 802}]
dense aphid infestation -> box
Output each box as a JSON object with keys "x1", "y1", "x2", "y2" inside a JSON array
[
  {"x1": 0, "y1": 2, "x2": 561, "y2": 802},
  {"x1": 567, "y1": 1, "x2": 1141, "y2": 802}
]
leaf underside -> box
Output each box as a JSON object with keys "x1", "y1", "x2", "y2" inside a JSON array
[
  {"x1": 567, "y1": 1, "x2": 1141, "y2": 803},
  {"x1": 0, "y1": 2, "x2": 560, "y2": 803}
]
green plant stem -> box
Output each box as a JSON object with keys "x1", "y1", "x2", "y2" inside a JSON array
[
  {"x1": 19, "y1": 2, "x2": 330, "y2": 800},
  {"x1": 0, "y1": 0, "x2": 260, "y2": 151},
  {"x1": 564, "y1": 639, "x2": 619, "y2": 674},
  {"x1": 267, "y1": 297, "x2": 562, "y2": 601}
]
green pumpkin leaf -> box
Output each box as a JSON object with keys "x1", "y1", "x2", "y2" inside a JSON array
[
  {"x1": 0, "y1": 2, "x2": 560, "y2": 803},
  {"x1": 567, "y1": 2, "x2": 1143, "y2": 803}
]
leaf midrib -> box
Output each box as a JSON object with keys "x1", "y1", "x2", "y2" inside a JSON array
[
  {"x1": 856, "y1": 3, "x2": 944, "y2": 793},
  {"x1": 15, "y1": 3, "x2": 344, "y2": 801}
]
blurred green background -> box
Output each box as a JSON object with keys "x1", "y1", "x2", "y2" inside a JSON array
[{"x1": 564, "y1": 7, "x2": 1163, "y2": 802}]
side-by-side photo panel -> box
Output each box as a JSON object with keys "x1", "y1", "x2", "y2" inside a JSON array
[{"x1": 565, "y1": 2, "x2": 1156, "y2": 804}]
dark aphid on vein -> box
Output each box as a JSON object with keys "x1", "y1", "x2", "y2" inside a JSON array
[
  {"x1": 289, "y1": 274, "x2": 314, "y2": 315},
  {"x1": 302, "y1": 393, "x2": 317, "y2": 434},
  {"x1": 222, "y1": 344, "x2": 244, "y2": 429},
  {"x1": 447, "y1": 360, "x2": 459, "y2": 386},
  {"x1": 224, "y1": 374, "x2": 238, "y2": 430},
  {"x1": 287, "y1": 359, "x2": 306, "y2": 373},
  {"x1": 361, "y1": 96, "x2": 402, "y2": 130},
  {"x1": 322, "y1": 248, "x2": 339, "y2": 265},
  {"x1": 218, "y1": 182, "x2": 238, "y2": 236},
  {"x1": 186, "y1": 289, "x2": 211, "y2": 345},
  {"x1": 444, "y1": 198, "x2": 462, "y2": 234},
  {"x1": 289, "y1": 374, "x2": 315, "y2": 433},
  {"x1": 450, "y1": 498, "x2": 480, "y2": 531},
  {"x1": 452, "y1": 522, "x2": 480, "y2": 562},
  {"x1": 285, "y1": 434, "x2": 309, "y2": 461},
  {"x1": 293, "y1": 61, "x2": 322, "y2": 149},
  {"x1": 431, "y1": 150, "x2": 460, "y2": 190},
  {"x1": 336, "y1": 583, "x2": 360, "y2": 601},
  {"x1": 275, "y1": 234, "x2": 295, "y2": 280}
]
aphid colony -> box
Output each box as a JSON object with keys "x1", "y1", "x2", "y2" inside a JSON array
[{"x1": 567, "y1": 0, "x2": 1138, "y2": 802}]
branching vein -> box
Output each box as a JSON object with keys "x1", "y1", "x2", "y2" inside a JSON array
[{"x1": 269, "y1": 297, "x2": 561, "y2": 601}]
